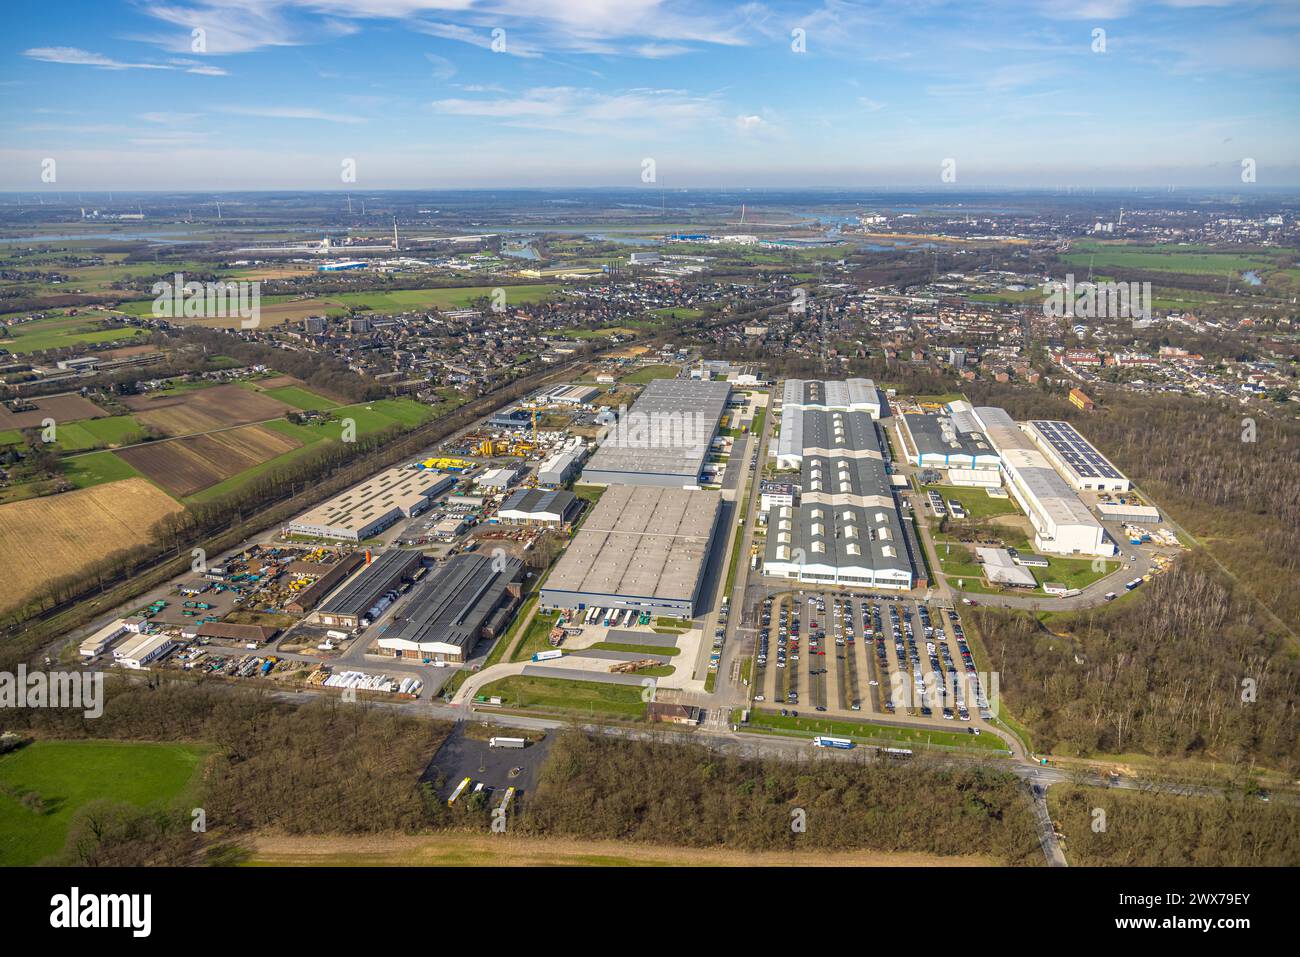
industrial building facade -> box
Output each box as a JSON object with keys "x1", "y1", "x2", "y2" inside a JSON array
[
  {"x1": 580, "y1": 378, "x2": 731, "y2": 487},
  {"x1": 764, "y1": 380, "x2": 917, "y2": 589},
  {"x1": 540, "y1": 485, "x2": 721, "y2": 617},
  {"x1": 973, "y1": 407, "x2": 1116, "y2": 557},
  {"x1": 375, "y1": 553, "x2": 524, "y2": 663},
  {"x1": 287, "y1": 467, "x2": 454, "y2": 541}
]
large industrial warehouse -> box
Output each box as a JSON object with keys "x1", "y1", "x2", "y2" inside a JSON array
[
  {"x1": 775, "y1": 377, "x2": 883, "y2": 468},
  {"x1": 580, "y1": 378, "x2": 731, "y2": 487},
  {"x1": 973, "y1": 407, "x2": 1116, "y2": 557},
  {"x1": 539, "y1": 485, "x2": 721, "y2": 617},
  {"x1": 286, "y1": 466, "x2": 454, "y2": 541},
  {"x1": 764, "y1": 380, "x2": 917, "y2": 589},
  {"x1": 1024, "y1": 419, "x2": 1131, "y2": 492},
  {"x1": 375, "y1": 553, "x2": 523, "y2": 663}
]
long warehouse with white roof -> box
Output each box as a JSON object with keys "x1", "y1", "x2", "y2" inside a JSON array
[
  {"x1": 287, "y1": 466, "x2": 454, "y2": 541},
  {"x1": 1023, "y1": 419, "x2": 1131, "y2": 492},
  {"x1": 973, "y1": 407, "x2": 1116, "y2": 557}
]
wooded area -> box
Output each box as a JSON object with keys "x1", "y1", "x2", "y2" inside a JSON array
[
  {"x1": 518, "y1": 730, "x2": 1043, "y2": 863},
  {"x1": 1050, "y1": 784, "x2": 1299, "y2": 866},
  {"x1": 972, "y1": 557, "x2": 1300, "y2": 770}
]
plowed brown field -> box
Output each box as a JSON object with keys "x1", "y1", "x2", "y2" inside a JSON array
[
  {"x1": 117, "y1": 423, "x2": 302, "y2": 497},
  {"x1": 122, "y1": 383, "x2": 292, "y2": 436}
]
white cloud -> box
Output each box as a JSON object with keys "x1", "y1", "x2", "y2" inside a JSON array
[
  {"x1": 22, "y1": 47, "x2": 227, "y2": 75},
  {"x1": 218, "y1": 105, "x2": 367, "y2": 124},
  {"x1": 425, "y1": 52, "x2": 457, "y2": 79}
]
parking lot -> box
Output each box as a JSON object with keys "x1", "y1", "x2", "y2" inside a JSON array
[{"x1": 751, "y1": 590, "x2": 991, "y2": 727}]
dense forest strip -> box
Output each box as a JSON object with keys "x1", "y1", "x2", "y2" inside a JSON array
[{"x1": 1049, "y1": 784, "x2": 1300, "y2": 866}]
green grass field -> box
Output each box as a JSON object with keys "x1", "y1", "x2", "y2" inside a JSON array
[
  {"x1": 744, "y1": 710, "x2": 1008, "y2": 751},
  {"x1": 256, "y1": 384, "x2": 340, "y2": 411},
  {"x1": 62, "y1": 449, "x2": 146, "y2": 488},
  {"x1": 328, "y1": 283, "x2": 565, "y2": 314},
  {"x1": 509, "y1": 610, "x2": 562, "y2": 663},
  {"x1": 591, "y1": 642, "x2": 681, "y2": 657},
  {"x1": 1059, "y1": 244, "x2": 1277, "y2": 276},
  {"x1": 51, "y1": 415, "x2": 147, "y2": 452},
  {"x1": 926, "y1": 485, "x2": 1020, "y2": 520},
  {"x1": 477, "y1": 675, "x2": 647, "y2": 719},
  {"x1": 0, "y1": 314, "x2": 149, "y2": 354},
  {"x1": 0, "y1": 740, "x2": 209, "y2": 866}
]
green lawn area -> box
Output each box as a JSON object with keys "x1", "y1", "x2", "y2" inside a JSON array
[
  {"x1": 328, "y1": 283, "x2": 564, "y2": 314},
  {"x1": 477, "y1": 675, "x2": 647, "y2": 719},
  {"x1": 591, "y1": 642, "x2": 681, "y2": 657},
  {"x1": 934, "y1": 536, "x2": 1115, "y2": 593},
  {"x1": 256, "y1": 384, "x2": 340, "y2": 411},
  {"x1": 62, "y1": 449, "x2": 147, "y2": 488},
  {"x1": 621, "y1": 364, "x2": 681, "y2": 384},
  {"x1": 0, "y1": 429, "x2": 23, "y2": 446},
  {"x1": 925, "y1": 484, "x2": 1020, "y2": 520},
  {"x1": 1059, "y1": 244, "x2": 1278, "y2": 276},
  {"x1": 52, "y1": 414, "x2": 147, "y2": 452},
  {"x1": 509, "y1": 609, "x2": 562, "y2": 663},
  {"x1": 0, "y1": 314, "x2": 149, "y2": 354},
  {"x1": 0, "y1": 740, "x2": 209, "y2": 866},
  {"x1": 744, "y1": 710, "x2": 1008, "y2": 752}
]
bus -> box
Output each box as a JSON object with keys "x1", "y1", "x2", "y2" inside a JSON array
[
  {"x1": 498, "y1": 786, "x2": 516, "y2": 815},
  {"x1": 812, "y1": 736, "x2": 854, "y2": 750},
  {"x1": 447, "y1": 776, "x2": 472, "y2": 806},
  {"x1": 532, "y1": 649, "x2": 563, "y2": 662}
]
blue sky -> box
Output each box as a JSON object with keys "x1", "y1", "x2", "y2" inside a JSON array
[{"x1": 1, "y1": 0, "x2": 1298, "y2": 189}]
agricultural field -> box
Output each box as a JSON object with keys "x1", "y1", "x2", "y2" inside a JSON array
[
  {"x1": 117, "y1": 293, "x2": 338, "y2": 329},
  {"x1": 0, "y1": 393, "x2": 106, "y2": 431},
  {"x1": 47, "y1": 414, "x2": 148, "y2": 452},
  {"x1": 1059, "y1": 242, "x2": 1285, "y2": 277},
  {"x1": 121, "y1": 382, "x2": 293, "y2": 436},
  {"x1": 116, "y1": 423, "x2": 303, "y2": 497},
  {"x1": 187, "y1": 397, "x2": 436, "y2": 503},
  {"x1": 620, "y1": 364, "x2": 681, "y2": 384},
  {"x1": 0, "y1": 313, "x2": 149, "y2": 355},
  {"x1": 327, "y1": 282, "x2": 566, "y2": 314},
  {"x1": 0, "y1": 477, "x2": 183, "y2": 612},
  {"x1": 0, "y1": 740, "x2": 208, "y2": 866}
]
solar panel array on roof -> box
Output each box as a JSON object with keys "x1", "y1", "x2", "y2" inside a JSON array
[{"x1": 1028, "y1": 420, "x2": 1126, "y2": 481}]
